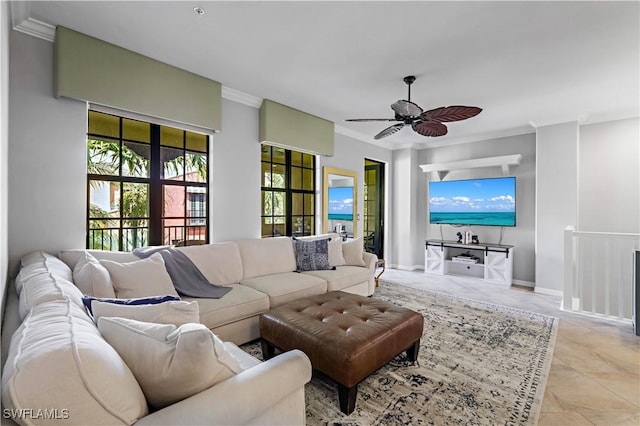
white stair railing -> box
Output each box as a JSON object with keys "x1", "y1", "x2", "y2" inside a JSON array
[{"x1": 564, "y1": 226, "x2": 640, "y2": 321}]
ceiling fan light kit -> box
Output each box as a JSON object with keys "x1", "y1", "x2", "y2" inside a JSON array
[{"x1": 346, "y1": 76, "x2": 482, "y2": 140}]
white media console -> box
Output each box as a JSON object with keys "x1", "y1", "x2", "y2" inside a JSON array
[{"x1": 424, "y1": 239, "x2": 514, "y2": 286}]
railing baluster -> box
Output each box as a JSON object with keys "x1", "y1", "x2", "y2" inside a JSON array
[{"x1": 564, "y1": 228, "x2": 640, "y2": 323}]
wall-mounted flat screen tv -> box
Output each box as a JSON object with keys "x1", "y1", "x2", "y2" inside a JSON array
[
  {"x1": 429, "y1": 177, "x2": 516, "y2": 226},
  {"x1": 328, "y1": 186, "x2": 354, "y2": 221}
]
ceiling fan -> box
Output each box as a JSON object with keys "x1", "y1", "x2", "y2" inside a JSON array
[{"x1": 346, "y1": 76, "x2": 482, "y2": 140}]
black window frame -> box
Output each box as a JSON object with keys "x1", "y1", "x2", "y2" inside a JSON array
[
  {"x1": 86, "y1": 111, "x2": 209, "y2": 250},
  {"x1": 261, "y1": 145, "x2": 316, "y2": 238}
]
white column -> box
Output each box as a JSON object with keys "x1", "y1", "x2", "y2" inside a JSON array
[
  {"x1": 535, "y1": 122, "x2": 579, "y2": 294},
  {"x1": 391, "y1": 148, "x2": 419, "y2": 270}
]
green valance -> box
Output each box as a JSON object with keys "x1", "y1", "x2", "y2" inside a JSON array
[
  {"x1": 259, "y1": 99, "x2": 334, "y2": 156},
  {"x1": 55, "y1": 26, "x2": 221, "y2": 132}
]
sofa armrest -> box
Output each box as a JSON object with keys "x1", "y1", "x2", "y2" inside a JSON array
[
  {"x1": 135, "y1": 349, "x2": 312, "y2": 426},
  {"x1": 363, "y1": 251, "x2": 378, "y2": 272}
]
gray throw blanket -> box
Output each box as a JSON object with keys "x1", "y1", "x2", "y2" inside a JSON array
[{"x1": 133, "y1": 246, "x2": 231, "y2": 299}]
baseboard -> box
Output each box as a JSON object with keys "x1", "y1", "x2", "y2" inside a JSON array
[
  {"x1": 389, "y1": 264, "x2": 423, "y2": 272},
  {"x1": 512, "y1": 279, "x2": 535, "y2": 288},
  {"x1": 534, "y1": 286, "x2": 563, "y2": 297}
]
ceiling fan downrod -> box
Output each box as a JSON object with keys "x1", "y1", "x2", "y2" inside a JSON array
[{"x1": 403, "y1": 75, "x2": 415, "y2": 101}]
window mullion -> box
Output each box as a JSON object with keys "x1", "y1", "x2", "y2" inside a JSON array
[{"x1": 149, "y1": 124, "x2": 162, "y2": 245}]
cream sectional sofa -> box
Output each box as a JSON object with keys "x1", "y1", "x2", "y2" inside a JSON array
[
  {"x1": 1, "y1": 235, "x2": 376, "y2": 425},
  {"x1": 59, "y1": 235, "x2": 378, "y2": 344}
]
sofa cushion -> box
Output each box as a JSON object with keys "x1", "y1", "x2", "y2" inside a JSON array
[
  {"x1": 101, "y1": 253, "x2": 178, "y2": 299},
  {"x1": 293, "y1": 237, "x2": 333, "y2": 272},
  {"x1": 302, "y1": 265, "x2": 373, "y2": 292},
  {"x1": 16, "y1": 253, "x2": 85, "y2": 320},
  {"x1": 2, "y1": 300, "x2": 148, "y2": 425},
  {"x1": 236, "y1": 237, "x2": 296, "y2": 279},
  {"x1": 91, "y1": 300, "x2": 200, "y2": 326},
  {"x1": 177, "y1": 242, "x2": 243, "y2": 286},
  {"x1": 98, "y1": 317, "x2": 242, "y2": 409},
  {"x1": 184, "y1": 285, "x2": 269, "y2": 329},
  {"x1": 59, "y1": 248, "x2": 139, "y2": 269},
  {"x1": 16, "y1": 251, "x2": 73, "y2": 293},
  {"x1": 342, "y1": 237, "x2": 366, "y2": 267},
  {"x1": 73, "y1": 251, "x2": 116, "y2": 298},
  {"x1": 240, "y1": 272, "x2": 327, "y2": 308}
]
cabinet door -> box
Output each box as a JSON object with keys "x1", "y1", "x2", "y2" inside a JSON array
[
  {"x1": 484, "y1": 251, "x2": 508, "y2": 284},
  {"x1": 425, "y1": 246, "x2": 444, "y2": 275}
]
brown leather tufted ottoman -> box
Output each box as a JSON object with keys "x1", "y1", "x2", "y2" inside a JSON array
[{"x1": 259, "y1": 291, "x2": 424, "y2": 415}]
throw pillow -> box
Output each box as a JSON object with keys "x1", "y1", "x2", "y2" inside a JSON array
[
  {"x1": 91, "y1": 300, "x2": 200, "y2": 326},
  {"x1": 342, "y1": 237, "x2": 366, "y2": 267},
  {"x1": 100, "y1": 253, "x2": 178, "y2": 299},
  {"x1": 328, "y1": 236, "x2": 346, "y2": 267},
  {"x1": 293, "y1": 238, "x2": 334, "y2": 272},
  {"x1": 73, "y1": 251, "x2": 116, "y2": 298},
  {"x1": 97, "y1": 317, "x2": 242, "y2": 408},
  {"x1": 82, "y1": 294, "x2": 181, "y2": 316}
]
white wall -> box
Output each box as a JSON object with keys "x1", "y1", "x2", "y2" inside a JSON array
[
  {"x1": 419, "y1": 133, "x2": 537, "y2": 284},
  {"x1": 318, "y1": 133, "x2": 393, "y2": 257},
  {"x1": 210, "y1": 98, "x2": 262, "y2": 242},
  {"x1": 536, "y1": 122, "x2": 579, "y2": 294},
  {"x1": 8, "y1": 31, "x2": 87, "y2": 277},
  {"x1": 579, "y1": 117, "x2": 640, "y2": 233},
  {"x1": 1, "y1": 0, "x2": 10, "y2": 321}
]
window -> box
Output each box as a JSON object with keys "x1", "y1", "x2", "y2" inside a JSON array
[
  {"x1": 87, "y1": 111, "x2": 209, "y2": 250},
  {"x1": 261, "y1": 146, "x2": 315, "y2": 237}
]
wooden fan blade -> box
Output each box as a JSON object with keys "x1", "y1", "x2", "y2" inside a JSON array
[
  {"x1": 420, "y1": 106, "x2": 482, "y2": 122},
  {"x1": 391, "y1": 100, "x2": 423, "y2": 118},
  {"x1": 412, "y1": 120, "x2": 448, "y2": 137},
  {"x1": 345, "y1": 118, "x2": 399, "y2": 122},
  {"x1": 374, "y1": 123, "x2": 406, "y2": 140}
]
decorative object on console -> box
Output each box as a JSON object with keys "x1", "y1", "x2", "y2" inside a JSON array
[{"x1": 346, "y1": 76, "x2": 481, "y2": 140}]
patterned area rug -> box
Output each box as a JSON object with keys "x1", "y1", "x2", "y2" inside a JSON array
[{"x1": 242, "y1": 281, "x2": 558, "y2": 426}]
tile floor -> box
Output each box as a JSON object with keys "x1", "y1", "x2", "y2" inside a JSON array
[{"x1": 381, "y1": 268, "x2": 640, "y2": 426}]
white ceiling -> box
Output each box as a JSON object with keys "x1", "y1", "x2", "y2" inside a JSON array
[{"x1": 16, "y1": 0, "x2": 640, "y2": 149}]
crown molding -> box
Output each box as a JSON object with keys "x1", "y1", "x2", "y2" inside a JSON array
[
  {"x1": 221, "y1": 86, "x2": 262, "y2": 109},
  {"x1": 11, "y1": 1, "x2": 55, "y2": 42},
  {"x1": 529, "y1": 115, "x2": 587, "y2": 129}
]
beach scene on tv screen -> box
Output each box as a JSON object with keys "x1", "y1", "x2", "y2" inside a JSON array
[
  {"x1": 328, "y1": 187, "x2": 353, "y2": 221},
  {"x1": 429, "y1": 177, "x2": 516, "y2": 226}
]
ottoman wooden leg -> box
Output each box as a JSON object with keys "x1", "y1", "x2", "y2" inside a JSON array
[
  {"x1": 261, "y1": 339, "x2": 276, "y2": 360},
  {"x1": 406, "y1": 338, "x2": 420, "y2": 363},
  {"x1": 338, "y1": 384, "x2": 358, "y2": 415}
]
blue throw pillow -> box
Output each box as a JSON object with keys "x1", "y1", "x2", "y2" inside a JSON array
[
  {"x1": 293, "y1": 238, "x2": 335, "y2": 272},
  {"x1": 82, "y1": 294, "x2": 181, "y2": 316}
]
